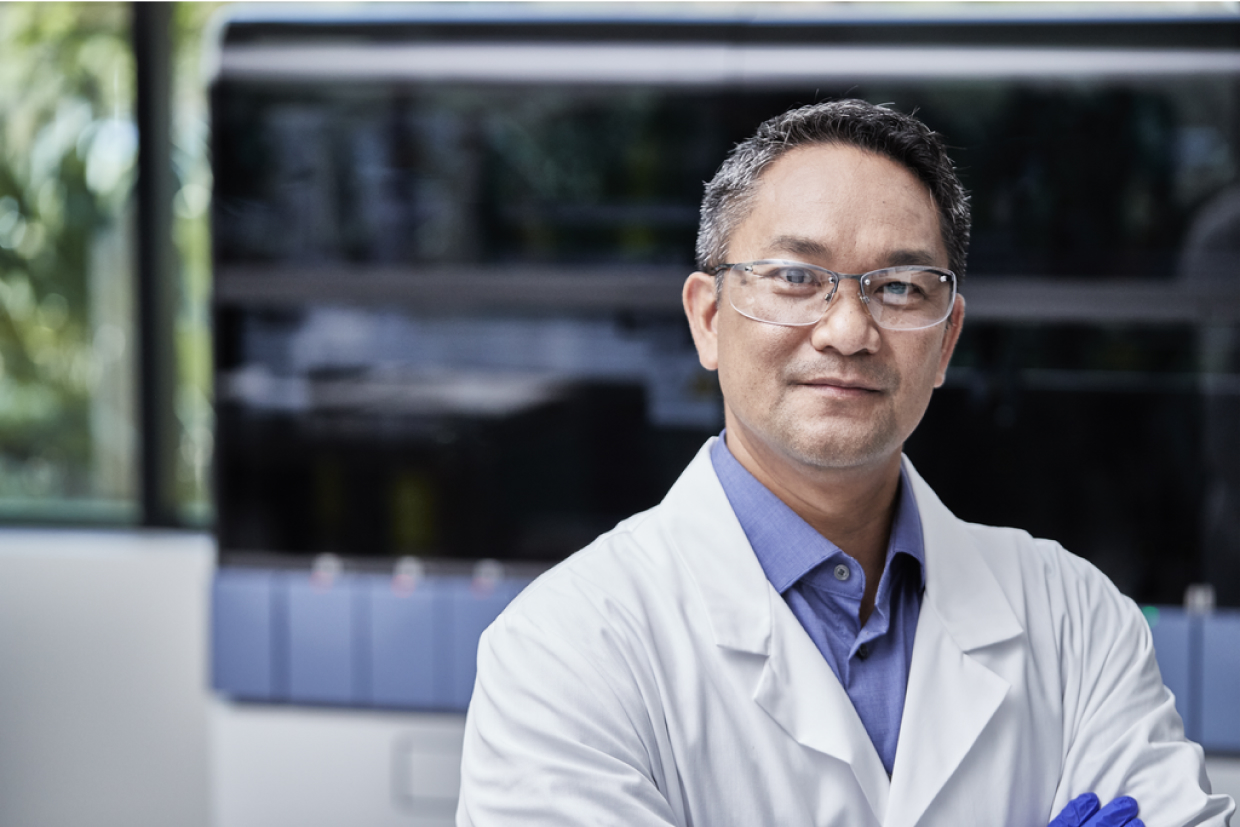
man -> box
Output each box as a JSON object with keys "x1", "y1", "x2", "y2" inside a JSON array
[{"x1": 457, "y1": 100, "x2": 1233, "y2": 826}]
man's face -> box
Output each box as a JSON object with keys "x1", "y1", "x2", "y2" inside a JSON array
[{"x1": 684, "y1": 142, "x2": 965, "y2": 474}]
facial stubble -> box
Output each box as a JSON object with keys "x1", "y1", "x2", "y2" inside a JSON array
[{"x1": 767, "y1": 355, "x2": 907, "y2": 471}]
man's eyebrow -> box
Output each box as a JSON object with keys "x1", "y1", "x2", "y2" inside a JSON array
[
  {"x1": 766, "y1": 236, "x2": 831, "y2": 260},
  {"x1": 885, "y1": 249, "x2": 943, "y2": 267}
]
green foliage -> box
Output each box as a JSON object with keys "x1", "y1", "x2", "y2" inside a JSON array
[{"x1": 0, "y1": 2, "x2": 133, "y2": 501}]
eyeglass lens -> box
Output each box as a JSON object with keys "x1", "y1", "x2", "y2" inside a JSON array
[{"x1": 728, "y1": 261, "x2": 956, "y2": 330}]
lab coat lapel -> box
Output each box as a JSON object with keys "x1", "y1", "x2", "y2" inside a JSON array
[
  {"x1": 661, "y1": 440, "x2": 890, "y2": 820},
  {"x1": 884, "y1": 458, "x2": 1025, "y2": 827},
  {"x1": 754, "y1": 600, "x2": 892, "y2": 821},
  {"x1": 659, "y1": 439, "x2": 772, "y2": 657}
]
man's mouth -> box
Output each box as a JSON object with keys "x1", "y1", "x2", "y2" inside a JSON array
[{"x1": 796, "y1": 376, "x2": 885, "y2": 394}]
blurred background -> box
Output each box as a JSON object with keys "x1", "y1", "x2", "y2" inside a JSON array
[{"x1": 1, "y1": 2, "x2": 1239, "y2": 825}]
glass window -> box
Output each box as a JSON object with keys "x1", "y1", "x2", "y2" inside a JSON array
[
  {"x1": 0, "y1": 3, "x2": 138, "y2": 522},
  {"x1": 0, "y1": 3, "x2": 217, "y2": 527},
  {"x1": 172, "y1": 3, "x2": 219, "y2": 525}
]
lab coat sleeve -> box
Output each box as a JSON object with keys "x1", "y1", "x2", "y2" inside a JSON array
[
  {"x1": 1050, "y1": 544, "x2": 1234, "y2": 827},
  {"x1": 456, "y1": 580, "x2": 682, "y2": 827}
]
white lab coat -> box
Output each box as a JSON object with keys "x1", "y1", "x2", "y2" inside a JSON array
[{"x1": 458, "y1": 439, "x2": 1234, "y2": 827}]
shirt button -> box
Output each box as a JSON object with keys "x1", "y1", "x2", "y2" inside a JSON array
[
  {"x1": 858, "y1": 643, "x2": 871, "y2": 660},
  {"x1": 833, "y1": 564, "x2": 850, "y2": 582}
]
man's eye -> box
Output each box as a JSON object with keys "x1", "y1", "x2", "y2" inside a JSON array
[
  {"x1": 777, "y1": 267, "x2": 817, "y2": 285},
  {"x1": 874, "y1": 280, "x2": 924, "y2": 298}
]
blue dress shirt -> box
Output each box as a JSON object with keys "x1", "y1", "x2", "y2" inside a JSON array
[{"x1": 710, "y1": 436, "x2": 925, "y2": 775}]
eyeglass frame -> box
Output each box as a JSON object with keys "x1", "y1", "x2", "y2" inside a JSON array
[{"x1": 709, "y1": 259, "x2": 959, "y2": 331}]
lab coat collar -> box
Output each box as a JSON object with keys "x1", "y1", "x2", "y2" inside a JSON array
[
  {"x1": 902, "y1": 457, "x2": 1025, "y2": 653},
  {"x1": 661, "y1": 440, "x2": 1025, "y2": 657},
  {"x1": 660, "y1": 438, "x2": 772, "y2": 656},
  {"x1": 661, "y1": 440, "x2": 890, "y2": 817},
  {"x1": 662, "y1": 440, "x2": 1027, "y2": 827}
]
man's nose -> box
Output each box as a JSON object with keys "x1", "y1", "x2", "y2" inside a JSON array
[{"x1": 808, "y1": 280, "x2": 882, "y2": 355}]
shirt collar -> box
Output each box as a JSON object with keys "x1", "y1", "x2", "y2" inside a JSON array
[{"x1": 709, "y1": 433, "x2": 926, "y2": 594}]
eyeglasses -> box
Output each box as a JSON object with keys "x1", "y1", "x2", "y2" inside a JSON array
[{"x1": 711, "y1": 260, "x2": 958, "y2": 331}]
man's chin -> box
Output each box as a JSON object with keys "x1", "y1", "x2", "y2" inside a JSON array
[{"x1": 781, "y1": 428, "x2": 902, "y2": 473}]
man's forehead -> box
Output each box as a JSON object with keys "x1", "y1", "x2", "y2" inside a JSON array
[
  {"x1": 761, "y1": 235, "x2": 942, "y2": 268},
  {"x1": 735, "y1": 145, "x2": 948, "y2": 266}
]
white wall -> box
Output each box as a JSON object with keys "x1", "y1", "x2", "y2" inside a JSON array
[
  {"x1": 212, "y1": 702, "x2": 463, "y2": 827},
  {"x1": 0, "y1": 530, "x2": 213, "y2": 827}
]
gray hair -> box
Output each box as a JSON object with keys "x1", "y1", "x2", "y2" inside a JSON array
[{"x1": 696, "y1": 99, "x2": 971, "y2": 287}]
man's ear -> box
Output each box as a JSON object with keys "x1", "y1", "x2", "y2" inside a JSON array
[
  {"x1": 683, "y1": 271, "x2": 721, "y2": 371},
  {"x1": 934, "y1": 293, "x2": 966, "y2": 388}
]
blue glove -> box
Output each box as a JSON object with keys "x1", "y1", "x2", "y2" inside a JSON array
[{"x1": 1049, "y1": 793, "x2": 1143, "y2": 827}]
